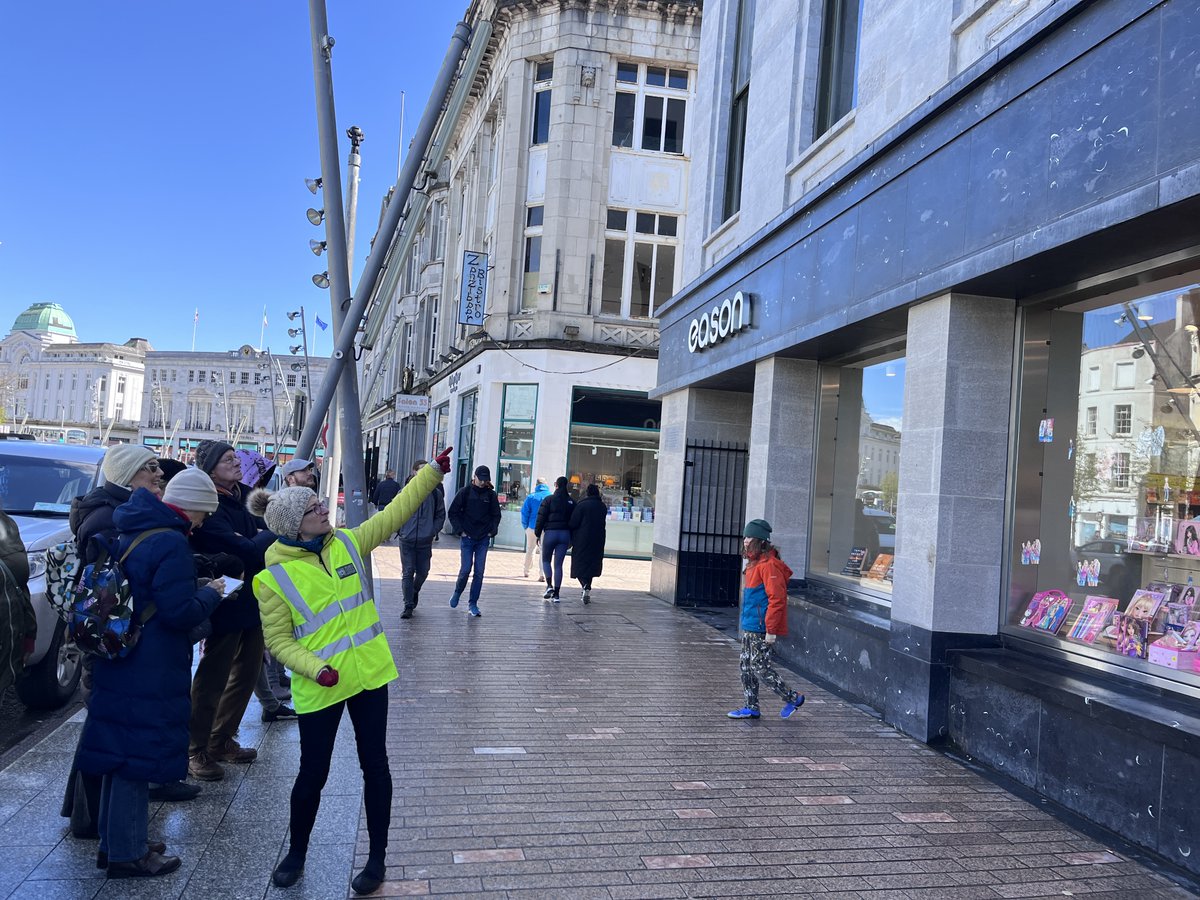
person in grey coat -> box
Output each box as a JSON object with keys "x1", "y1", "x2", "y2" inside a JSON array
[{"x1": 398, "y1": 460, "x2": 446, "y2": 619}]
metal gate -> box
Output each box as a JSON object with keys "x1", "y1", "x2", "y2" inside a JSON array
[{"x1": 676, "y1": 440, "x2": 748, "y2": 607}]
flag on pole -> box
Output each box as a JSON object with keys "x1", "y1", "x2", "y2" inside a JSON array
[
  {"x1": 194, "y1": 308, "x2": 199, "y2": 324},
  {"x1": 262, "y1": 306, "x2": 268, "y2": 327},
  {"x1": 315, "y1": 316, "x2": 329, "y2": 331}
]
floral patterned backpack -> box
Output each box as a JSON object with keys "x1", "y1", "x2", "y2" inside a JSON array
[{"x1": 44, "y1": 540, "x2": 81, "y2": 623}]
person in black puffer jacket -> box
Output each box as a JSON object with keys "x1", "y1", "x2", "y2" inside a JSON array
[
  {"x1": 446, "y1": 465, "x2": 501, "y2": 617},
  {"x1": 535, "y1": 477, "x2": 576, "y2": 602},
  {"x1": 185, "y1": 441, "x2": 276, "y2": 782}
]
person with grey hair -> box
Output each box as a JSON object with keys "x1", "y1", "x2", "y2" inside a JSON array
[{"x1": 252, "y1": 447, "x2": 451, "y2": 894}]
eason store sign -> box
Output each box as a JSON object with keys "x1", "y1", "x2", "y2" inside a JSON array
[{"x1": 687, "y1": 291, "x2": 752, "y2": 353}]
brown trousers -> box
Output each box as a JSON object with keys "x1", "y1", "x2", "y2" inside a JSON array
[{"x1": 188, "y1": 626, "x2": 264, "y2": 755}]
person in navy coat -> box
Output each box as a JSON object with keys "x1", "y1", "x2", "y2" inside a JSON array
[{"x1": 77, "y1": 471, "x2": 226, "y2": 879}]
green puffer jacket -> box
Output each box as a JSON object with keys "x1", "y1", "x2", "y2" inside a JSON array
[{"x1": 0, "y1": 510, "x2": 35, "y2": 695}]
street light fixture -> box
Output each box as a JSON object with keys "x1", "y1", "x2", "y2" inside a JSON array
[
  {"x1": 312, "y1": 272, "x2": 331, "y2": 289},
  {"x1": 288, "y1": 328, "x2": 302, "y2": 338},
  {"x1": 306, "y1": 208, "x2": 324, "y2": 226},
  {"x1": 290, "y1": 345, "x2": 304, "y2": 355},
  {"x1": 305, "y1": 177, "x2": 323, "y2": 194},
  {"x1": 309, "y1": 239, "x2": 327, "y2": 256}
]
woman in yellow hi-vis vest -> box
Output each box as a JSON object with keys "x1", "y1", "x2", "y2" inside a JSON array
[{"x1": 251, "y1": 447, "x2": 451, "y2": 895}]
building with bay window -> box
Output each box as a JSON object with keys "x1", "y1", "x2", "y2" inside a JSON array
[
  {"x1": 359, "y1": 0, "x2": 701, "y2": 557},
  {"x1": 653, "y1": 0, "x2": 1200, "y2": 876}
]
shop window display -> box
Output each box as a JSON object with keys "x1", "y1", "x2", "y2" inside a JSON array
[
  {"x1": 811, "y1": 356, "x2": 905, "y2": 603},
  {"x1": 1010, "y1": 285, "x2": 1200, "y2": 692}
]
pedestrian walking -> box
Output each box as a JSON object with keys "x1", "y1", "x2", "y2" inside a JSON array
[
  {"x1": 252, "y1": 448, "x2": 450, "y2": 894},
  {"x1": 186, "y1": 440, "x2": 276, "y2": 782},
  {"x1": 728, "y1": 519, "x2": 805, "y2": 720},
  {"x1": 535, "y1": 476, "x2": 575, "y2": 602},
  {"x1": 370, "y1": 469, "x2": 400, "y2": 511},
  {"x1": 520, "y1": 477, "x2": 550, "y2": 579},
  {"x1": 398, "y1": 460, "x2": 446, "y2": 619},
  {"x1": 568, "y1": 484, "x2": 607, "y2": 604},
  {"x1": 77, "y1": 472, "x2": 227, "y2": 878},
  {"x1": 446, "y1": 465, "x2": 501, "y2": 617}
]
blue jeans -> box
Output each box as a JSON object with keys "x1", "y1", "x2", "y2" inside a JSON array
[
  {"x1": 541, "y1": 529, "x2": 571, "y2": 593},
  {"x1": 455, "y1": 536, "x2": 490, "y2": 606},
  {"x1": 98, "y1": 774, "x2": 148, "y2": 862}
]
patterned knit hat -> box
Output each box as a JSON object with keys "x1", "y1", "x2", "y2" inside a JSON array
[
  {"x1": 248, "y1": 486, "x2": 315, "y2": 540},
  {"x1": 195, "y1": 440, "x2": 235, "y2": 475}
]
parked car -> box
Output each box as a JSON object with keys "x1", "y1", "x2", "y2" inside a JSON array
[{"x1": 0, "y1": 439, "x2": 106, "y2": 708}]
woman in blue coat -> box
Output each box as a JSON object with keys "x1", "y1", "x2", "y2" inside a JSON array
[{"x1": 77, "y1": 470, "x2": 226, "y2": 878}]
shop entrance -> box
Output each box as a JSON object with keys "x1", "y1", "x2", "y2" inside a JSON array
[{"x1": 676, "y1": 440, "x2": 747, "y2": 607}]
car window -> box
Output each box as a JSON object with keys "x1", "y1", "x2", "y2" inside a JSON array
[{"x1": 0, "y1": 454, "x2": 100, "y2": 514}]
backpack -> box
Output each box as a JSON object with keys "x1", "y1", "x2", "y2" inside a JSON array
[
  {"x1": 45, "y1": 539, "x2": 82, "y2": 623},
  {"x1": 68, "y1": 528, "x2": 173, "y2": 661}
]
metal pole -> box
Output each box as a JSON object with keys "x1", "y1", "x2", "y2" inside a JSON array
[
  {"x1": 306, "y1": 0, "x2": 372, "y2": 526},
  {"x1": 296, "y1": 18, "x2": 470, "y2": 465}
]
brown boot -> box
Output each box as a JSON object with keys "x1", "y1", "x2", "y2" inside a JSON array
[
  {"x1": 187, "y1": 751, "x2": 225, "y2": 781},
  {"x1": 209, "y1": 738, "x2": 257, "y2": 763},
  {"x1": 106, "y1": 849, "x2": 182, "y2": 878}
]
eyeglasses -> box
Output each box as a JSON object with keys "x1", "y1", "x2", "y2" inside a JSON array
[
  {"x1": 141, "y1": 461, "x2": 161, "y2": 472},
  {"x1": 303, "y1": 502, "x2": 329, "y2": 517}
]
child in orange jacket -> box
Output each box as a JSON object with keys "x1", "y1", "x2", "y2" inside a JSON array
[{"x1": 728, "y1": 519, "x2": 805, "y2": 720}]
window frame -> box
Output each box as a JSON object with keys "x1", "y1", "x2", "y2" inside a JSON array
[
  {"x1": 611, "y1": 62, "x2": 690, "y2": 156},
  {"x1": 531, "y1": 60, "x2": 553, "y2": 146},
  {"x1": 814, "y1": 0, "x2": 863, "y2": 139},
  {"x1": 600, "y1": 207, "x2": 680, "y2": 319}
]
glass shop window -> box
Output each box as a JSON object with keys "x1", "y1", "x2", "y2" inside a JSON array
[
  {"x1": 1008, "y1": 283, "x2": 1200, "y2": 694},
  {"x1": 811, "y1": 355, "x2": 905, "y2": 604}
]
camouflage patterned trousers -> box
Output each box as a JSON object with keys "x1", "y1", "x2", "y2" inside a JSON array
[{"x1": 739, "y1": 632, "x2": 800, "y2": 712}]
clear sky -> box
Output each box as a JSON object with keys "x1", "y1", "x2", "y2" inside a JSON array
[{"x1": 1, "y1": 3, "x2": 466, "y2": 356}]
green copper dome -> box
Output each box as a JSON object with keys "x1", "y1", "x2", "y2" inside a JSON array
[{"x1": 12, "y1": 302, "x2": 77, "y2": 338}]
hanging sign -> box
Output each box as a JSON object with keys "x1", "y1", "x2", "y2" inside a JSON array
[
  {"x1": 458, "y1": 251, "x2": 488, "y2": 326},
  {"x1": 394, "y1": 394, "x2": 431, "y2": 414}
]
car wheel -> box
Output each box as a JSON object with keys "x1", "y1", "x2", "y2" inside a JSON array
[{"x1": 16, "y1": 621, "x2": 82, "y2": 709}]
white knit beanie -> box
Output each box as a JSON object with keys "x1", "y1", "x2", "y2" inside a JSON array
[
  {"x1": 162, "y1": 468, "x2": 219, "y2": 513},
  {"x1": 102, "y1": 444, "x2": 157, "y2": 489}
]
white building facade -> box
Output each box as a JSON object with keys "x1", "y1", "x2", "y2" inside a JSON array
[{"x1": 360, "y1": 0, "x2": 701, "y2": 557}]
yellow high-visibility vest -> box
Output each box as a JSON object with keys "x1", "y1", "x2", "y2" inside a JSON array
[{"x1": 254, "y1": 531, "x2": 396, "y2": 713}]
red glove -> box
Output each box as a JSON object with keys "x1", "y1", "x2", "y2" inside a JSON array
[
  {"x1": 434, "y1": 446, "x2": 453, "y2": 474},
  {"x1": 316, "y1": 666, "x2": 339, "y2": 687}
]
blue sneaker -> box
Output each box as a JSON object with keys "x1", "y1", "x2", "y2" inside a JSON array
[
  {"x1": 449, "y1": 592, "x2": 461, "y2": 609},
  {"x1": 727, "y1": 707, "x2": 760, "y2": 719},
  {"x1": 781, "y1": 696, "x2": 805, "y2": 719},
  {"x1": 468, "y1": 604, "x2": 481, "y2": 618}
]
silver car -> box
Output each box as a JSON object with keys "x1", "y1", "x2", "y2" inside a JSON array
[{"x1": 0, "y1": 438, "x2": 105, "y2": 709}]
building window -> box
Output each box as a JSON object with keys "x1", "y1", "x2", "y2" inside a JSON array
[
  {"x1": 241, "y1": 371, "x2": 249, "y2": 385},
  {"x1": 531, "y1": 60, "x2": 553, "y2": 145},
  {"x1": 286, "y1": 374, "x2": 297, "y2": 388},
  {"x1": 1086, "y1": 366, "x2": 1100, "y2": 391},
  {"x1": 812, "y1": 356, "x2": 905, "y2": 604},
  {"x1": 1114, "y1": 361, "x2": 1135, "y2": 389},
  {"x1": 431, "y1": 403, "x2": 449, "y2": 459},
  {"x1": 814, "y1": 0, "x2": 863, "y2": 138},
  {"x1": 601, "y1": 208, "x2": 678, "y2": 318},
  {"x1": 724, "y1": 0, "x2": 754, "y2": 220},
  {"x1": 456, "y1": 391, "x2": 479, "y2": 489},
  {"x1": 1084, "y1": 406, "x2": 1097, "y2": 436},
  {"x1": 522, "y1": 205, "x2": 544, "y2": 311},
  {"x1": 426, "y1": 297, "x2": 440, "y2": 366},
  {"x1": 1111, "y1": 451, "x2": 1131, "y2": 489},
  {"x1": 117, "y1": 375, "x2": 126, "y2": 396},
  {"x1": 611, "y1": 62, "x2": 689, "y2": 155},
  {"x1": 1114, "y1": 404, "x2": 1132, "y2": 436},
  {"x1": 498, "y1": 384, "x2": 538, "y2": 511}
]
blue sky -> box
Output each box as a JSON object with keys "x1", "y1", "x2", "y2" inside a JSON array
[{"x1": 1, "y1": 3, "x2": 465, "y2": 355}]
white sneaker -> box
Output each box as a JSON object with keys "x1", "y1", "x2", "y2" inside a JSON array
[
  {"x1": 581, "y1": 589, "x2": 590, "y2": 605},
  {"x1": 543, "y1": 587, "x2": 554, "y2": 600}
]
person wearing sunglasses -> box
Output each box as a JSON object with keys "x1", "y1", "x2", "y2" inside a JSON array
[{"x1": 250, "y1": 446, "x2": 452, "y2": 895}]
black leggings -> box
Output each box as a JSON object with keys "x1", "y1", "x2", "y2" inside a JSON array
[{"x1": 289, "y1": 686, "x2": 391, "y2": 860}]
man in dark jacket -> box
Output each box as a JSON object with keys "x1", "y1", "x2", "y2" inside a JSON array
[
  {"x1": 398, "y1": 461, "x2": 445, "y2": 619},
  {"x1": 186, "y1": 440, "x2": 275, "y2": 782},
  {"x1": 371, "y1": 469, "x2": 400, "y2": 510},
  {"x1": 535, "y1": 476, "x2": 576, "y2": 602},
  {"x1": 446, "y1": 465, "x2": 501, "y2": 617}
]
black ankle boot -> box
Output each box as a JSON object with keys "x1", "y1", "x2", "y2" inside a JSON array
[
  {"x1": 272, "y1": 850, "x2": 306, "y2": 888},
  {"x1": 351, "y1": 858, "x2": 385, "y2": 894}
]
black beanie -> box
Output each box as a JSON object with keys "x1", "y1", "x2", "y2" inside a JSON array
[{"x1": 195, "y1": 440, "x2": 235, "y2": 475}]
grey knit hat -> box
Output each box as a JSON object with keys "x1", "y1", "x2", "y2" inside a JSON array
[
  {"x1": 162, "y1": 468, "x2": 219, "y2": 513},
  {"x1": 102, "y1": 444, "x2": 157, "y2": 489},
  {"x1": 195, "y1": 440, "x2": 236, "y2": 475},
  {"x1": 248, "y1": 486, "x2": 316, "y2": 540}
]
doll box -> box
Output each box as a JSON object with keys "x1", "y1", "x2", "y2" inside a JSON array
[{"x1": 1147, "y1": 643, "x2": 1200, "y2": 670}]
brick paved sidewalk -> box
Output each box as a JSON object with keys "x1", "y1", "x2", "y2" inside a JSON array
[{"x1": 0, "y1": 541, "x2": 1192, "y2": 899}]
